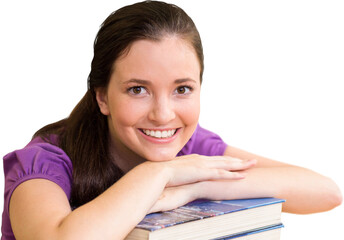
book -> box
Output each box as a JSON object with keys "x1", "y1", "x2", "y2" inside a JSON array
[
  {"x1": 125, "y1": 198, "x2": 284, "y2": 240},
  {"x1": 213, "y1": 224, "x2": 284, "y2": 240}
]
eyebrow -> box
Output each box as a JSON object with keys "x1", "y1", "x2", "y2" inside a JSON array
[
  {"x1": 122, "y1": 79, "x2": 151, "y2": 85},
  {"x1": 174, "y1": 78, "x2": 197, "y2": 84},
  {"x1": 123, "y1": 78, "x2": 197, "y2": 85}
]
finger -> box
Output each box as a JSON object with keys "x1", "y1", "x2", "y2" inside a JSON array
[
  {"x1": 212, "y1": 169, "x2": 246, "y2": 180},
  {"x1": 191, "y1": 168, "x2": 246, "y2": 182},
  {"x1": 167, "y1": 166, "x2": 245, "y2": 187},
  {"x1": 204, "y1": 157, "x2": 257, "y2": 171},
  {"x1": 224, "y1": 159, "x2": 257, "y2": 171}
]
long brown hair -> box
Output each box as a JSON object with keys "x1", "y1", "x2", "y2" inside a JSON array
[{"x1": 34, "y1": 0, "x2": 204, "y2": 208}]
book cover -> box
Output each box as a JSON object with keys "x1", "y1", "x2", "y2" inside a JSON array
[
  {"x1": 137, "y1": 198, "x2": 284, "y2": 231},
  {"x1": 213, "y1": 224, "x2": 284, "y2": 240},
  {"x1": 125, "y1": 198, "x2": 284, "y2": 240}
]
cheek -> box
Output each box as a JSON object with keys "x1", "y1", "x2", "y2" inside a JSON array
[
  {"x1": 111, "y1": 99, "x2": 148, "y2": 127},
  {"x1": 177, "y1": 98, "x2": 200, "y2": 125}
]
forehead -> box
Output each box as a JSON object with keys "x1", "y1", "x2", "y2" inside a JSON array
[{"x1": 112, "y1": 37, "x2": 201, "y2": 83}]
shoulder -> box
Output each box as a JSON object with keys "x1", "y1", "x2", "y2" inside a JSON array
[
  {"x1": 3, "y1": 136, "x2": 73, "y2": 212},
  {"x1": 178, "y1": 124, "x2": 228, "y2": 156}
]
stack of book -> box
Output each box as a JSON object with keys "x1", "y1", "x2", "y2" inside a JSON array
[{"x1": 125, "y1": 198, "x2": 284, "y2": 240}]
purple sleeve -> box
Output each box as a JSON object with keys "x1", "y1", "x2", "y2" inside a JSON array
[
  {"x1": 1, "y1": 138, "x2": 73, "y2": 239},
  {"x1": 177, "y1": 125, "x2": 228, "y2": 156}
]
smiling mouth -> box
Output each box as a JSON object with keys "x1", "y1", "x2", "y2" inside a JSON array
[{"x1": 140, "y1": 129, "x2": 177, "y2": 138}]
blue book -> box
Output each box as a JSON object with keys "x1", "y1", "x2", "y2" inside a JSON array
[
  {"x1": 125, "y1": 198, "x2": 284, "y2": 240},
  {"x1": 212, "y1": 224, "x2": 284, "y2": 240}
]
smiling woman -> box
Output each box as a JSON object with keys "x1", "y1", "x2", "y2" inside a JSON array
[
  {"x1": 1, "y1": 1, "x2": 342, "y2": 240},
  {"x1": 96, "y1": 38, "x2": 201, "y2": 163}
]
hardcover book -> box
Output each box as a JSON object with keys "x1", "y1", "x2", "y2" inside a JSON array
[
  {"x1": 214, "y1": 224, "x2": 284, "y2": 240},
  {"x1": 125, "y1": 198, "x2": 284, "y2": 240}
]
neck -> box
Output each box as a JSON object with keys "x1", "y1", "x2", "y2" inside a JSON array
[{"x1": 108, "y1": 136, "x2": 146, "y2": 174}]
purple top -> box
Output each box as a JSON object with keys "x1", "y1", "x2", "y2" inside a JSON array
[{"x1": 1, "y1": 125, "x2": 227, "y2": 239}]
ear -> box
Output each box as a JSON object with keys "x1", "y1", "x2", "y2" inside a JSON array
[{"x1": 95, "y1": 88, "x2": 110, "y2": 116}]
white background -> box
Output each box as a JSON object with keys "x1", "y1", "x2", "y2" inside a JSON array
[{"x1": 0, "y1": 0, "x2": 343, "y2": 239}]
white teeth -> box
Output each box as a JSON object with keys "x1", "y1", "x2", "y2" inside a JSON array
[
  {"x1": 156, "y1": 131, "x2": 162, "y2": 138},
  {"x1": 142, "y1": 129, "x2": 176, "y2": 138}
]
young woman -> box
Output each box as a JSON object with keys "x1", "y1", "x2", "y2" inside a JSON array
[{"x1": 2, "y1": 1, "x2": 342, "y2": 239}]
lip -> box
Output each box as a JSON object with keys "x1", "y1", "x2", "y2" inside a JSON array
[{"x1": 138, "y1": 128, "x2": 180, "y2": 144}]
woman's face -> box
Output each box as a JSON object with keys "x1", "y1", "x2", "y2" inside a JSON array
[{"x1": 97, "y1": 37, "x2": 201, "y2": 162}]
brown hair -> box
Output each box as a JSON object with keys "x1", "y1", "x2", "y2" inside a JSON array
[{"x1": 34, "y1": 0, "x2": 204, "y2": 208}]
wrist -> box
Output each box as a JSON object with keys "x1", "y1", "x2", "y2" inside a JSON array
[
  {"x1": 190, "y1": 181, "x2": 209, "y2": 200},
  {"x1": 139, "y1": 161, "x2": 172, "y2": 187}
]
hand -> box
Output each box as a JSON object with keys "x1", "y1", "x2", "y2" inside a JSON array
[
  {"x1": 160, "y1": 154, "x2": 257, "y2": 187},
  {"x1": 145, "y1": 154, "x2": 256, "y2": 213},
  {"x1": 148, "y1": 183, "x2": 200, "y2": 213}
]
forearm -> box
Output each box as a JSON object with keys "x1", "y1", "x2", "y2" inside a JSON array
[
  {"x1": 57, "y1": 162, "x2": 169, "y2": 240},
  {"x1": 197, "y1": 167, "x2": 342, "y2": 214},
  {"x1": 11, "y1": 154, "x2": 257, "y2": 240}
]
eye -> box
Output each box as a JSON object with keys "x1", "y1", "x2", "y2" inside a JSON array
[
  {"x1": 175, "y1": 86, "x2": 192, "y2": 95},
  {"x1": 128, "y1": 86, "x2": 147, "y2": 95}
]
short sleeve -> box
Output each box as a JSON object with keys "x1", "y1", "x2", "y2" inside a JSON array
[
  {"x1": 177, "y1": 124, "x2": 228, "y2": 156},
  {"x1": 2, "y1": 137, "x2": 73, "y2": 217}
]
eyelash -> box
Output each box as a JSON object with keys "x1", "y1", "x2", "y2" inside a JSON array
[
  {"x1": 127, "y1": 85, "x2": 194, "y2": 96},
  {"x1": 127, "y1": 86, "x2": 148, "y2": 95},
  {"x1": 175, "y1": 85, "x2": 193, "y2": 95}
]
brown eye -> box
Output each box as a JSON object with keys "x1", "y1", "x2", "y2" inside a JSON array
[
  {"x1": 177, "y1": 86, "x2": 186, "y2": 94},
  {"x1": 132, "y1": 87, "x2": 142, "y2": 94},
  {"x1": 175, "y1": 86, "x2": 192, "y2": 95},
  {"x1": 128, "y1": 86, "x2": 147, "y2": 95}
]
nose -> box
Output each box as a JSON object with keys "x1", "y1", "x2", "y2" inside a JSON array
[{"x1": 148, "y1": 96, "x2": 176, "y2": 125}]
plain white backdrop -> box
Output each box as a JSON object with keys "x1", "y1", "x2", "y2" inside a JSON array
[{"x1": 0, "y1": 0, "x2": 343, "y2": 239}]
